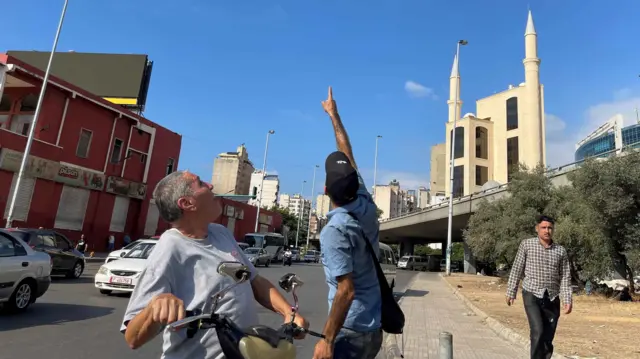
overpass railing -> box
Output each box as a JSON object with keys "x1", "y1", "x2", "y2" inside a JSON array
[{"x1": 380, "y1": 145, "x2": 639, "y2": 223}]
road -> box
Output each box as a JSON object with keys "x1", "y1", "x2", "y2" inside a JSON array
[{"x1": 1, "y1": 260, "x2": 417, "y2": 359}]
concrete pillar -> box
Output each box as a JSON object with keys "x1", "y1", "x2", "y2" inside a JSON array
[
  {"x1": 463, "y1": 241, "x2": 476, "y2": 274},
  {"x1": 399, "y1": 240, "x2": 415, "y2": 256}
]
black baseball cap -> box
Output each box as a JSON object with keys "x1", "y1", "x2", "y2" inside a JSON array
[{"x1": 325, "y1": 151, "x2": 359, "y2": 206}]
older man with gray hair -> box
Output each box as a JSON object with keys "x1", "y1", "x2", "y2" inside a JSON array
[{"x1": 121, "y1": 170, "x2": 308, "y2": 358}]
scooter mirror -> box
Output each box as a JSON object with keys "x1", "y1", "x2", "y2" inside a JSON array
[
  {"x1": 278, "y1": 273, "x2": 304, "y2": 292},
  {"x1": 217, "y1": 262, "x2": 251, "y2": 283}
]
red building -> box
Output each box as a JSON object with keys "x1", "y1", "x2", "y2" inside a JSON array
[
  {"x1": 0, "y1": 54, "x2": 181, "y2": 251},
  {"x1": 215, "y1": 197, "x2": 283, "y2": 241}
]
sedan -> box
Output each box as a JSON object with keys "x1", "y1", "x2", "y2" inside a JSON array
[
  {"x1": 94, "y1": 240, "x2": 155, "y2": 295},
  {"x1": 244, "y1": 247, "x2": 271, "y2": 267},
  {"x1": 104, "y1": 236, "x2": 159, "y2": 264},
  {"x1": 0, "y1": 231, "x2": 52, "y2": 312}
]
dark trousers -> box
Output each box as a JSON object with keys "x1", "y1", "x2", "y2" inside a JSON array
[
  {"x1": 523, "y1": 290, "x2": 561, "y2": 359},
  {"x1": 333, "y1": 328, "x2": 383, "y2": 359}
]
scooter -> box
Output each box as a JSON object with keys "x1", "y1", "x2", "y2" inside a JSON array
[
  {"x1": 283, "y1": 252, "x2": 292, "y2": 266},
  {"x1": 168, "y1": 261, "x2": 323, "y2": 359}
]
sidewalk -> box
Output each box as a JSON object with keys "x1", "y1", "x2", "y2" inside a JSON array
[{"x1": 387, "y1": 273, "x2": 528, "y2": 359}]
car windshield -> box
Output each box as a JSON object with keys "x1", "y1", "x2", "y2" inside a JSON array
[
  {"x1": 123, "y1": 242, "x2": 156, "y2": 259},
  {"x1": 245, "y1": 248, "x2": 261, "y2": 254},
  {"x1": 122, "y1": 241, "x2": 139, "y2": 250},
  {"x1": 399, "y1": 256, "x2": 410, "y2": 262}
]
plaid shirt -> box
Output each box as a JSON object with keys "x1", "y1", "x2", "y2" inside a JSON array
[{"x1": 506, "y1": 237, "x2": 572, "y2": 305}]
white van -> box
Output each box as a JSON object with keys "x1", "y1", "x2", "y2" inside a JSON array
[{"x1": 378, "y1": 243, "x2": 397, "y2": 289}]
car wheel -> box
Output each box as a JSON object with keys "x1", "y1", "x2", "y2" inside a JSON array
[
  {"x1": 265, "y1": 260, "x2": 270, "y2": 267},
  {"x1": 67, "y1": 261, "x2": 84, "y2": 279},
  {"x1": 7, "y1": 280, "x2": 35, "y2": 312},
  {"x1": 99, "y1": 289, "x2": 112, "y2": 295}
]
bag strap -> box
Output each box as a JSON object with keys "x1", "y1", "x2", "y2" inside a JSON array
[{"x1": 346, "y1": 212, "x2": 384, "y2": 278}]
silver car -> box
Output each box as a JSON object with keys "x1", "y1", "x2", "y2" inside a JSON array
[
  {"x1": 0, "y1": 231, "x2": 52, "y2": 312},
  {"x1": 244, "y1": 247, "x2": 272, "y2": 267}
]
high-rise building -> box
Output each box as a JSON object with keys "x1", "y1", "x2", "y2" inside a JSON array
[
  {"x1": 248, "y1": 171, "x2": 280, "y2": 208},
  {"x1": 315, "y1": 194, "x2": 332, "y2": 218},
  {"x1": 431, "y1": 12, "x2": 546, "y2": 198},
  {"x1": 417, "y1": 187, "x2": 430, "y2": 208},
  {"x1": 211, "y1": 145, "x2": 254, "y2": 195},
  {"x1": 373, "y1": 180, "x2": 417, "y2": 220},
  {"x1": 279, "y1": 194, "x2": 311, "y2": 221}
]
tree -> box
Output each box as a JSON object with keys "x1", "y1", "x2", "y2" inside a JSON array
[
  {"x1": 464, "y1": 164, "x2": 556, "y2": 266},
  {"x1": 376, "y1": 207, "x2": 384, "y2": 219},
  {"x1": 566, "y1": 152, "x2": 640, "y2": 293},
  {"x1": 268, "y1": 205, "x2": 307, "y2": 245}
]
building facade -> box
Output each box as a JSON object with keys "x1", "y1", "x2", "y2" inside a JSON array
[
  {"x1": 248, "y1": 171, "x2": 279, "y2": 208},
  {"x1": 434, "y1": 11, "x2": 545, "y2": 198},
  {"x1": 315, "y1": 194, "x2": 331, "y2": 218},
  {"x1": 211, "y1": 144, "x2": 254, "y2": 195},
  {"x1": 216, "y1": 197, "x2": 282, "y2": 238},
  {"x1": 0, "y1": 55, "x2": 181, "y2": 251},
  {"x1": 575, "y1": 114, "x2": 640, "y2": 161},
  {"x1": 373, "y1": 180, "x2": 417, "y2": 220},
  {"x1": 430, "y1": 143, "x2": 446, "y2": 196},
  {"x1": 417, "y1": 186, "x2": 430, "y2": 208}
]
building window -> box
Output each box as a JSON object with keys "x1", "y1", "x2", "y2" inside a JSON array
[
  {"x1": 506, "y1": 97, "x2": 518, "y2": 131},
  {"x1": 19, "y1": 94, "x2": 38, "y2": 112},
  {"x1": 140, "y1": 153, "x2": 147, "y2": 164},
  {"x1": 0, "y1": 94, "x2": 12, "y2": 111},
  {"x1": 475, "y1": 165, "x2": 488, "y2": 186},
  {"x1": 450, "y1": 127, "x2": 465, "y2": 159},
  {"x1": 507, "y1": 137, "x2": 519, "y2": 181},
  {"x1": 166, "y1": 158, "x2": 175, "y2": 175},
  {"x1": 475, "y1": 127, "x2": 488, "y2": 159},
  {"x1": 110, "y1": 138, "x2": 124, "y2": 163},
  {"x1": 453, "y1": 165, "x2": 464, "y2": 197},
  {"x1": 76, "y1": 129, "x2": 92, "y2": 158}
]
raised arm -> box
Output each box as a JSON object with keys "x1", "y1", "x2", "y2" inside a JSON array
[
  {"x1": 322, "y1": 87, "x2": 357, "y2": 169},
  {"x1": 505, "y1": 240, "x2": 527, "y2": 305}
]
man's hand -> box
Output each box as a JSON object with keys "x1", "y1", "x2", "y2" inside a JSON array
[
  {"x1": 284, "y1": 312, "x2": 309, "y2": 339},
  {"x1": 506, "y1": 296, "x2": 515, "y2": 306},
  {"x1": 321, "y1": 86, "x2": 338, "y2": 116},
  {"x1": 149, "y1": 293, "x2": 185, "y2": 325},
  {"x1": 313, "y1": 338, "x2": 333, "y2": 359},
  {"x1": 563, "y1": 303, "x2": 572, "y2": 314}
]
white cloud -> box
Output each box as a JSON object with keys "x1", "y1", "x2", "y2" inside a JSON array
[
  {"x1": 360, "y1": 168, "x2": 429, "y2": 191},
  {"x1": 404, "y1": 80, "x2": 437, "y2": 100},
  {"x1": 545, "y1": 91, "x2": 640, "y2": 167}
]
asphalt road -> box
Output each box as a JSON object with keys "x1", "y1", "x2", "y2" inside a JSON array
[{"x1": 1, "y1": 260, "x2": 417, "y2": 359}]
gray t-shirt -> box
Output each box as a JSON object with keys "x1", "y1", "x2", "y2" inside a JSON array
[{"x1": 120, "y1": 224, "x2": 259, "y2": 359}]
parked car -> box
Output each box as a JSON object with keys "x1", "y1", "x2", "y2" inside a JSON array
[
  {"x1": 1, "y1": 228, "x2": 86, "y2": 279},
  {"x1": 0, "y1": 231, "x2": 52, "y2": 312},
  {"x1": 95, "y1": 240, "x2": 156, "y2": 295},
  {"x1": 439, "y1": 259, "x2": 461, "y2": 272},
  {"x1": 397, "y1": 255, "x2": 428, "y2": 271},
  {"x1": 290, "y1": 249, "x2": 301, "y2": 262},
  {"x1": 303, "y1": 250, "x2": 320, "y2": 263},
  {"x1": 237, "y1": 242, "x2": 250, "y2": 252},
  {"x1": 104, "y1": 236, "x2": 160, "y2": 263},
  {"x1": 244, "y1": 247, "x2": 271, "y2": 267}
]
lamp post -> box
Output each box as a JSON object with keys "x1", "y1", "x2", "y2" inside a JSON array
[
  {"x1": 445, "y1": 39, "x2": 468, "y2": 276},
  {"x1": 254, "y1": 130, "x2": 275, "y2": 233},
  {"x1": 373, "y1": 135, "x2": 382, "y2": 200},
  {"x1": 305, "y1": 164, "x2": 319, "y2": 249},
  {"x1": 295, "y1": 180, "x2": 306, "y2": 248},
  {"x1": 6, "y1": 0, "x2": 69, "y2": 228}
]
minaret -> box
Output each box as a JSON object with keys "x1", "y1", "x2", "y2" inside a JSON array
[
  {"x1": 447, "y1": 54, "x2": 462, "y2": 123},
  {"x1": 523, "y1": 10, "x2": 544, "y2": 165}
]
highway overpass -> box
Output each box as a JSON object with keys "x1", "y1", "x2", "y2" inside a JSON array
[{"x1": 379, "y1": 164, "x2": 576, "y2": 250}]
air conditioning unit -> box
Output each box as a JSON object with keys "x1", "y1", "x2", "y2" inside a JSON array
[{"x1": 224, "y1": 205, "x2": 235, "y2": 217}]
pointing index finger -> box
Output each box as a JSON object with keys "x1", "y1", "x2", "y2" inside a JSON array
[{"x1": 328, "y1": 86, "x2": 333, "y2": 100}]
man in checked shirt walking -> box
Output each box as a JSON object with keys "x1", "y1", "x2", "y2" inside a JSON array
[{"x1": 506, "y1": 215, "x2": 572, "y2": 359}]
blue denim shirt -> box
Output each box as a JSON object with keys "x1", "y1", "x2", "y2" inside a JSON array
[{"x1": 320, "y1": 173, "x2": 381, "y2": 332}]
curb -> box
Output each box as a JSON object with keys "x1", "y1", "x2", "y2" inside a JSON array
[
  {"x1": 439, "y1": 273, "x2": 575, "y2": 359},
  {"x1": 379, "y1": 273, "x2": 421, "y2": 359}
]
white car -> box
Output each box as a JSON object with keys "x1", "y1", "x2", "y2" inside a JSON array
[
  {"x1": 95, "y1": 240, "x2": 156, "y2": 295},
  {"x1": 0, "y1": 231, "x2": 52, "y2": 312},
  {"x1": 104, "y1": 236, "x2": 159, "y2": 263}
]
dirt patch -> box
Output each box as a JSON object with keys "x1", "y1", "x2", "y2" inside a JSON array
[{"x1": 444, "y1": 274, "x2": 640, "y2": 359}]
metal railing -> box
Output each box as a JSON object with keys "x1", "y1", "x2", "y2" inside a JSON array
[{"x1": 380, "y1": 144, "x2": 640, "y2": 223}]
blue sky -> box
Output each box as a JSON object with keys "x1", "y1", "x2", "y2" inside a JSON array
[{"x1": 3, "y1": 0, "x2": 639, "y2": 197}]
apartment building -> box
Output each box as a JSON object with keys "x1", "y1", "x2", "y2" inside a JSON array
[
  {"x1": 417, "y1": 186, "x2": 430, "y2": 208},
  {"x1": 248, "y1": 170, "x2": 279, "y2": 208},
  {"x1": 315, "y1": 194, "x2": 331, "y2": 218},
  {"x1": 211, "y1": 144, "x2": 254, "y2": 195}
]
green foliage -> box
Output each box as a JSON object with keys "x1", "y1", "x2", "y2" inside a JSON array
[
  {"x1": 268, "y1": 205, "x2": 307, "y2": 244},
  {"x1": 464, "y1": 153, "x2": 640, "y2": 290},
  {"x1": 376, "y1": 207, "x2": 384, "y2": 219}
]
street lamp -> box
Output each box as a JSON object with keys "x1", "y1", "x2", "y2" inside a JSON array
[
  {"x1": 305, "y1": 164, "x2": 319, "y2": 249},
  {"x1": 295, "y1": 180, "x2": 306, "y2": 248},
  {"x1": 6, "y1": 0, "x2": 70, "y2": 228},
  {"x1": 446, "y1": 39, "x2": 468, "y2": 276},
  {"x1": 254, "y1": 130, "x2": 275, "y2": 233},
  {"x1": 373, "y1": 135, "x2": 382, "y2": 200}
]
